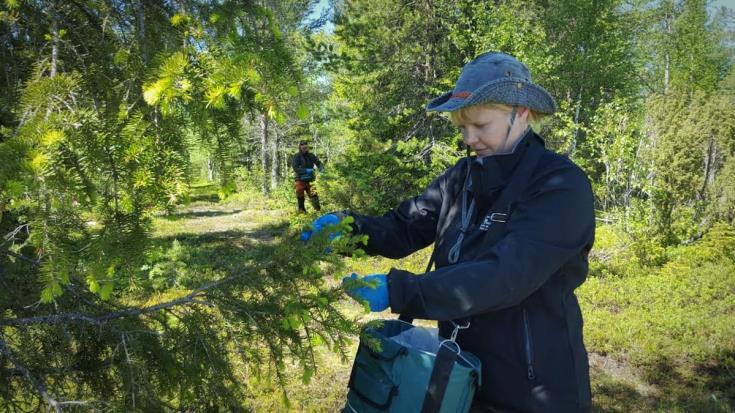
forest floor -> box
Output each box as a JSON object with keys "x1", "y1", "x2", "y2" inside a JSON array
[{"x1": 150, "y1": 184, "x2": 733, "y2": 413}]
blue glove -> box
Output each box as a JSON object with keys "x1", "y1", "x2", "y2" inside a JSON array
[
  {"x1": 304, "y1": 168, "x2": 314, "y2": 174},
  {"x1": 300, "y1": 213, "x2": 341, "y2": 241},
  {"x1": 342, "y1": 273, "x2": 389, "y2": 312}
]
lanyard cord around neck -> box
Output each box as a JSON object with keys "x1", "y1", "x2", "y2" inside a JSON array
[
  {"x1": 500, "y1": 106, "x2": 518, "y2": 154},
  {"x1": 447, "y1": 106, "x2": 521, "y2": 264},
  {"x1": 447, "y1": 158, "x2": 475, "y2": 264}
]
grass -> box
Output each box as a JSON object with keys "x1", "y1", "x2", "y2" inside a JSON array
[{"x1": 151, "y1": 185, "x2": 734, "y2": 412}]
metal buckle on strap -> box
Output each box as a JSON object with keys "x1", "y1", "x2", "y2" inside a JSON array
[
  {"x1": 450, "y1": 320, "x2": 470, "y2": 342},
  {"x1": 489, "y1": 212, "x2": 508, "y2": 223},
  {"x1": 479, "y1": 212, "x2": 508, "y2": 231}
]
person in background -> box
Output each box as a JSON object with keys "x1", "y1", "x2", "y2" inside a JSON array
[
  {"x1": 292, "y1": 140, "x2": 324, "y2": 213},
  {"x1": 305, "y1": 52, "x2": 595, "y2": 412}
]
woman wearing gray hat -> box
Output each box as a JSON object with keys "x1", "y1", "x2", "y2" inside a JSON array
[{"x1": 307, "y1": 52, "x2": 595, "y2": 412}]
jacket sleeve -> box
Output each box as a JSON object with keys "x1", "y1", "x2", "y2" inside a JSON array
[
  {"x1": 312, "y1": 154, "x2": 323, "y2": 169},
  {"x1": 387, "y1": 163, "x2": 595, "y2": 321},
  {"x1": 347, "y1": 168, "x2": 454, "y2": 259}
]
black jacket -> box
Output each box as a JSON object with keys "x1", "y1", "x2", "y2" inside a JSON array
[
  {"x1": 292, "y1": 151, "x2": 322, "y2": 182},
  {"x1": 346, "y1": 131, "x2": 594, "y2": 412}
]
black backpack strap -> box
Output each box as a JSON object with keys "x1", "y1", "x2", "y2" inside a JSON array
[{"x1": 420, "y1": 342, "x2": 459, "y2": 413}]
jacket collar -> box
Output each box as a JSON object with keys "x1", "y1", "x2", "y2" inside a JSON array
[{"x1": 467, "y1": 129, "x2": 545, "y2": 195}]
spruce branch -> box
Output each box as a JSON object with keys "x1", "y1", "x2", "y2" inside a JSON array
[
  {"x1": 2, "y1": 224, "x2": 30, "y2": 246},
  {"x1": 0, "y1": 272, "x2": 241, "y2": 327},
  {"x1": 1, "y1": 248, "x2": 41, "y2": 267},
  {"x1": 0, "y1": 334, "x2": 90, "y2": 412}
]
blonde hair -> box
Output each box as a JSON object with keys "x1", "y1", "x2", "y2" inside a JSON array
[{"x1": 448, "y1": 103, "x2": 546, "y2": 126}]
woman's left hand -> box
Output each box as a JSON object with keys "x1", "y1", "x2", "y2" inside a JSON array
[{"x1": 300, "y1": 213, "x2": 341, "y2": 241}]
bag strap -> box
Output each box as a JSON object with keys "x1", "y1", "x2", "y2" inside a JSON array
[{"x1": 420, "y1": 342, "x2": 459, "y2": 413}]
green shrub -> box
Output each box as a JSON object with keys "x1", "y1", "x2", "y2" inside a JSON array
[
  {"x1": 321, "y1": 136, "x2": 460, "y2": 215},
  {"x1": 581, "y1": 223, "x2": 735, "y2": 403}
]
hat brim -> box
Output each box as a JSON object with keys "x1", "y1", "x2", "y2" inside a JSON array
[
  {"x1": 425, "y1": 91, "x2": 466, "y2": 113},
  {"x1": 426, "y1": 78, "x2": 557, "y2": 114}
]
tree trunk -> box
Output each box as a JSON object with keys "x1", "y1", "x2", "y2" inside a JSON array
[
  {"x1": 44, "y1": 1, "x2": 59, "y2": 122},
  {"x1": 260, "y1": 114, "x2": 269, "y2": 195},
  {"x1": 41, "y1": 0, "x2": 60, "y2": 256},
  {"x1": 49, "y1": 3, "x2": 59, "y2": 78},
  {"x1": 422, "y1": 0, "x2": 437, "y2": 87},
  {"x1": 137, "y1": 1, "x2": 147, "y2": 66},
  {"x1": 699, "y1": 134, "x2": 716, "y2": 201},
  {"x1": 569, "y1": 87, "x2": 583, "y2": 156},
  {"x1": 270, "y1": 126, "x2": 279, "y2": 190},
  {"x1": 663, "y1": 14, "x2": 671, "y2": 93},
  {"x1": 644, "y1": 115, "x2": 658, "y2": 227},
  {"x1": 664, "y1": 53, "x2": 670, "y2": 94},
  {"x1": 625, "y1": 133, "x2": 645, "y2": 227},
  {"x1": 282, "y1": 151, "x2": 288, "y2": 184}
]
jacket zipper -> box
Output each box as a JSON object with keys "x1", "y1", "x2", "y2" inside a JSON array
[{"x1": 522, "y1": 308, "x2": 536, "y2": 380}]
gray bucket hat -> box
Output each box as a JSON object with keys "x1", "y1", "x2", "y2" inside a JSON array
[{"x1": 427, "y1": 52, "x2": 557, "y2": 114}]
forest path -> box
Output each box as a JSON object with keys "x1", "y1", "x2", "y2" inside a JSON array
[
  {"x1": 151, "y1": 191, "x2": 286, "y2": 244},
  {"x1": 148, "y1": 186, "x2": 352, "y2": 412}
]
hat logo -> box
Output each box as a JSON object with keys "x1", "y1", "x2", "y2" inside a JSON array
[{"x1": 451, "y1": 91, "x2": 471, "y2": 99}]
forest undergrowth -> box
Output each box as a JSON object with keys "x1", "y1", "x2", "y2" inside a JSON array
[{"x1": 154, "y1": 184, "x2": 734, "y2": 412}]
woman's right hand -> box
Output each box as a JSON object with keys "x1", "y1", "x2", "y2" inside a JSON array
[{"x1": 342, "y1": 273, "x2": 389, "y2": 312}]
